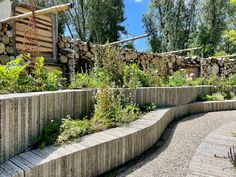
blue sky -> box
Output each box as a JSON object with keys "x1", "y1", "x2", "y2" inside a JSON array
[{"x1": 123, "y1": 0, "x2": 150, "y2": 51}]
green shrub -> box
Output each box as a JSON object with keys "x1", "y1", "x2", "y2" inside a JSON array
[
  {"x1": 33, "y1": 119, "x2": 61, "y2": 149},
  {"x1": 91, "y1": 88, "x2": 140, "y2": 130},
  {"x1": 228, "y1": 73, "x2": 236, "y2": 85},
  {"x1": 139, "y1": 103, "x2": 157, "y2": 112},
  {"x1": 0, "y1": 56, "x2": 29, "y2": 93},
  {"x1": 123, "y1": 64, "x2": 147, "y2": 88},
  {"x1": 168, "y1": 70, "x2": 187, "y2": 87},
  {"x1": 187, "y1": 77, "x2": 207, "y2": 86},
  {"x1": 198, "y1": 92, "x2": 225, "y2": 101},
  {"x1": 70, "y1": 72, "x2": 105, "y2": 88},
  {"x1": 57, "y1": 116, "x2": 94, "y2": 144},
  {"x1": 0, "y1": 56, "x2": 65, "y2": 93}
]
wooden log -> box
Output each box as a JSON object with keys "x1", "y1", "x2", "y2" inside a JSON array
[
  {"x1": 6, "y1": 31, "x2": 13, "y2": 38},
  {"x1": 74, "y1": 52, "x2": 79, "y2": 59},
  {"x1": 6, "y1": 46, "x2": 13, "y2": 54},
  {"x1": 2, "y1": 26, "x2": 8, "y2": 32},
  {"x1": 59, "y1": 55, "x2": 68, "y2": 63},
  {"x1": 65, "y1": 42, "x2": 70, "y2": 48},
  {"x1": 58, "y1": 41, "x2": 65, "y2": 48},
  {"x1": 0, "y1": 23, "x2": 2, "y2": 31},
  {"x1": 0, "y1": 55, "x2": 10, "y2": 64},
  {"x1": 0, "y1": 43, "x2": 5, "y2": 54},
  {"x1": 61, "y1": 36, "x2": 68, "y2": 43}
]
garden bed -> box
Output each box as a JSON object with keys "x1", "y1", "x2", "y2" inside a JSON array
[
  {"x1": 0, "y1": 100, "x2": 236, "y2": 177},
  {"x1": 0, "y1": 86, "x2": 214, "y2": 164}
]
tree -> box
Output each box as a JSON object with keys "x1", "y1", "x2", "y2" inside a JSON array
[
  {"x1": 87, "y1": 0, "x2": 125, "y2": 44},
  {"x1": 224, "y1": 0, "x2": 236, "y2": 46},
  {"x1": 143, "y1": 0, "x2": 198, "y2": 53}
]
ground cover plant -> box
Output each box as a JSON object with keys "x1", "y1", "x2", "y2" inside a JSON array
[{"x1": 0, "y1": 55, "x2": 65, "y2": 93}]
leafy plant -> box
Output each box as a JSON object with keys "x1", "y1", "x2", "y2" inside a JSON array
[
  {"x1": 139, "y1": 103, "x2": 157, "y2": 113},
  {"x1": 228, "y1": 74, "x2": 236, "y2": 85},
  {"x1": 168, "y1": 70, "x2": 187, "y2": 87},
  {"x1": 0, "y1": 56, "x2": 65, "y2": 93},
  {"x1": 123, "y1": 64, "x2": 147, "y2": 88},
  {"x1": 57, "y1": 116, "x2": 94, "y2": 144},
  {"x1": 198, "y1": 93, "x2": 225, "y2": 101},
  {"x1": 91, "y1": 88, "x2": 140, "y2": 130},
  {"x1": 33, "y1": 119, "x2": 61, "y2": 149},
  {"x1": 70, "y1": 72, "x2": 105, "y2": 89}
]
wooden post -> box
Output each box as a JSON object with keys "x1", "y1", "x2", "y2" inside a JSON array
[
  {"x1": 52, "y1": 13, "x2": 58, "y2": 62},
  {"x1": 158, "y1": 47, "x2": 202, "y2": 55},
  {"x1": 102, "y1": 34, "x2": 149, "y2": 47}
]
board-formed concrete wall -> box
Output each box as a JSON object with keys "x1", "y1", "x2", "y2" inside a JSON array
[
  {"x1": 0, "y1": 86, "x2": 215, "y2": 164},
  {"x1": 0, "y1": 100, "x2": 236, "y2": 177}
]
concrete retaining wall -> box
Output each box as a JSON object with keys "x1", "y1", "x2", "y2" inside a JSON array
[
  {"x1": 0, "y1": 100, "x2": 236, "y2": 177},
  {"x1": 0, "y1": 86, "x2": 214, "y2": 164}
]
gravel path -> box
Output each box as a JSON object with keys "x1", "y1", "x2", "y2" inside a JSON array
[{"x1": 107, "y1": 110, "x2": 236, "y2": 177}]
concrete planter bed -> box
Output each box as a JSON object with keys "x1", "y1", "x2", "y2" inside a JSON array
[
  {"x1": 0, "y1": 100, "x2": 236, "y2": 176},
  {"x1": 0, "y1": 86, "x2": 214, "y2": 164}
]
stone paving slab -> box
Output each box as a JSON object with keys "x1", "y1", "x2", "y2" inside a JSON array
[{"x1": 188, "y1": 122, "x2": 236, "y2": 177}]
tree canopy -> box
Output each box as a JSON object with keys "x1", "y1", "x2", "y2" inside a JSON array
[{"x1": 143, "y1": 0, "x2": 236, "y2": 57}]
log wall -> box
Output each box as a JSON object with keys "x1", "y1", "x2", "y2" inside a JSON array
[
  {"x1": 58, "y1": 35, "x2": 236, "y2": 78},
  {"x1": 0, "y1": 23, "x2": 15, "y2": 64}
]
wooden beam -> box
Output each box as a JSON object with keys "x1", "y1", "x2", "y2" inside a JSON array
[
  {"x1": 102, "y1": 34, "x2": 149, "y2": 47},
  {"x1": 158, "y1": 47, "x2": 202, "y2": 55},
  {"x1": 0, "y1": 3, "x2": 73, "y2": 23}
]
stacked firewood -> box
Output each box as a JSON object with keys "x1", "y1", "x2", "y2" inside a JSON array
[
  {"x1": 58, "y1": 35, "x2": 236, "y2": 77},
  {"x1": 0, "y1": 23, "x2": 14, "y2": 64}
]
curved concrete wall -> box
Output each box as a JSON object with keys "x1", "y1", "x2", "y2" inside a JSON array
[
  {"x1": 0, "y1": 100, "x2": 236, "y2": 177},
  {"x1": 0, "y1": 86, "x2": 214, "y2": 164}
]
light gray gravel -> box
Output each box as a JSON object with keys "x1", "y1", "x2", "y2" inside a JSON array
[{"x1": 110, "y1": 110, "x2": 236, "y2": 177}]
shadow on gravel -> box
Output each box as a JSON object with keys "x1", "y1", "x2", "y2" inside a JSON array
[{"x1": 100, "y1": 112, "x2": 208, "y2": 177}]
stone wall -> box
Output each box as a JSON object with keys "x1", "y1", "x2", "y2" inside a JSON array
[{"x1": 58, "y1": 35, "x2": 236, "y2": 78}]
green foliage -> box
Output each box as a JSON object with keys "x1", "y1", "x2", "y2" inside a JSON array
[
  {"x1": 87, "y1": 0, "x2": 126, "y2": 44},
  {"x1": 198, "y1": 93, "x2": 225, "y2": 101},
  {"x1": 0, "y1": 56, "x2": 29, "y2": 93},
  {"x1": 143, "y1": 0, "x2": 198, "y2": 53},
  {"x1": 33, "y1": 119, "x2": 61, "y2": 149},
  {"x1": 91, "y1": 88, "x2": 140, "y2": 130},
  {"x1": 0, "y1": 56, "x2": 64, "y2": 93},
  {"x1": 57, "y1": 116, "x2": 94, "y2": 144},
  {"x1": 168, "y1": 70, "x2": 187, "y2": 87},
  {"x1": 34, "y1": 88, "x2": 142, "y2": 147},
  {"x1": 139, "y1": 103, "x2": 157, "y2": 113},
  {"x1": 228, "y1": 73, "x2": 236, "y2": 85},
  {"x1": 123, "y1": 64, "x2": 149, "y2": 88},
  {"x1": 144, "y1": 0, "x2": 236, "y2": 56},
  {"x1": 70, "y1": 73, "x2": 104, "y2": 89}
]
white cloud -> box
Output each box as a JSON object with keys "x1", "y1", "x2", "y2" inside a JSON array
[{"x1": 135, "y1": 0, "x2": 142, "y2": 3}]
